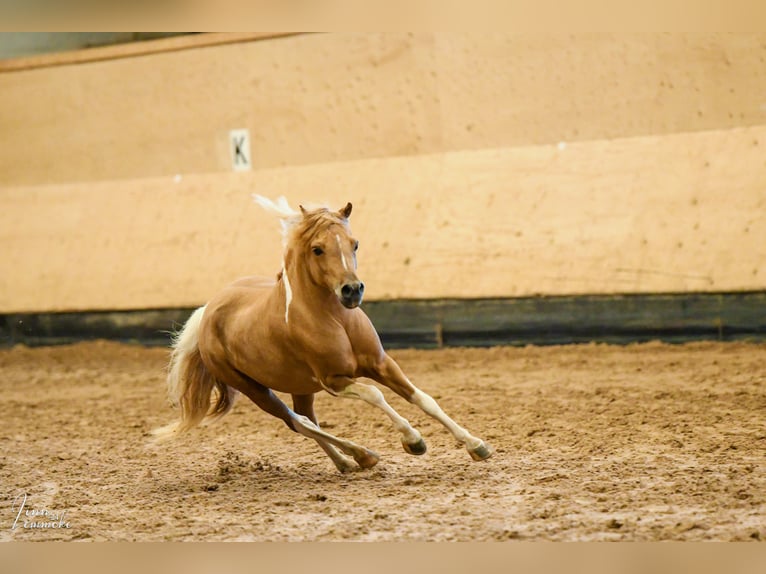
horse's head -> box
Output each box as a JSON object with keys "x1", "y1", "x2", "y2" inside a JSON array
[
  {"x1": 253, "y1": 195, "x2": 365, "y2": 309},
  {"x1": 295, "y1": 202, "x2": 364, "y2": 309}
]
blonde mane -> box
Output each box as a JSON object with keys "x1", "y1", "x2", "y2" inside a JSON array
[
  {"x1": 252, "y1": 194, "x2": 347, "y2": 250},
  {"x1": 251, "y1": 195, "x2": 301, "y2": 247}
]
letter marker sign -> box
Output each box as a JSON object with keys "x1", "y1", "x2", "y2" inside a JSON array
[{"x1": 229, "y1": 129, "x2": 252, "y2": 172}]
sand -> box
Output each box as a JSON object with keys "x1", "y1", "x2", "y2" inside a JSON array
[{"x1": 0, "y1": 340, "x2": 763, "y2": 541}]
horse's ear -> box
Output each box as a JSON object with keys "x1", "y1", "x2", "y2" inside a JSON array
[
  {"x1": 339, "y1": 202, "x2": 352, "y2": 219},
  {"x1": 299, "y1": 205, "x2": 308, "y2": 217}
]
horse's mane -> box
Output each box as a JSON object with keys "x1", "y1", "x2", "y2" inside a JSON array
[{"x1": 252, "y1": 195, "x2": 348, "y2": 250}]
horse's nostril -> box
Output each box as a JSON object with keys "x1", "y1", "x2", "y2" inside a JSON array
[{"x1": 341, "y1": 282, "x2": 363, "y2": 299}]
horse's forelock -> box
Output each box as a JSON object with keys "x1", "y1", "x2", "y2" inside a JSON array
[{"x1": 289, "y1": 209, "x2": 348, "y2": 249}]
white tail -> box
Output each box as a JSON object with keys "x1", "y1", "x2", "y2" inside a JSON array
[
  {"x1": 151, "y1": 305, "x2": 237, "y2": 442},
  {"x1": 166, "y1": 305, "x2": 207, "y2": 406}
]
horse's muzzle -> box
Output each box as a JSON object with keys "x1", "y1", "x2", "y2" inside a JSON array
[{"x1": 339, "y1": 281, "x2": 365, "y2": 309}]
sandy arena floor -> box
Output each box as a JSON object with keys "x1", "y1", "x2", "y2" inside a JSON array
[{"x1": 0, "y1": 340, "x2": 763, "y2": 541}]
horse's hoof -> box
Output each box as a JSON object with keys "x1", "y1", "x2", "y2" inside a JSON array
[
  {"x1": 354, "y1": 449, "x2": 380, "y2": 469},
  {"x1": 468, "y1": 441, "x2": 494, "y2": 461},
  {"x1": 334, "y1": 459, "x2": 358, "y2": 474},
  {"x1": 402, "y1": 437, "x2": 427, "y2": 456}
]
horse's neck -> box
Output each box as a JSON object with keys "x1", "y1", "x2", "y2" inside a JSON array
[{"x1": 281, "y1": 258, "x2": 344, "y2": 320}]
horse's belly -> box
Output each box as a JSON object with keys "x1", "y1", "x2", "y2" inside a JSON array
[
  {"x1": 225, "y1": 323, "x2": 324, "y2": 395},
  {"x1": 260, "y1": 370, "x2": 325, "y2": 395},
  {"x1": 231, "y1": 350, "x2": 322, "y2": 394}
]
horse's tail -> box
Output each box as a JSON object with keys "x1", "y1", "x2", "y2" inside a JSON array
[{"x1": 151, "y1": 305, "x2": 236, "y2": 442}]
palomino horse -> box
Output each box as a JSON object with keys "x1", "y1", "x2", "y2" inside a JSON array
[{"x1": 153, "y1": 196, "x2": 493, "y2": 472}]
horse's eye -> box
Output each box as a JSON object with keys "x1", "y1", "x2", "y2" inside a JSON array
[
  {"x1": 353, "y1": 241, "x2": 359, "y2": 252},
  {"x1": 312, "y1": 246, "x2": 324, "y2": 256}
]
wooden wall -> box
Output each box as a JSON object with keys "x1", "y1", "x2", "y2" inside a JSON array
[{"x1": 1, "y1": 33, "x2": 765, "y2": 313}]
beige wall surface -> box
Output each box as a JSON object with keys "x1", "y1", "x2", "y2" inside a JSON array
[
  {"x1": 2, "y1": 33, "x2": 765, "y2": 312},
  {"x1": 2, "y1": 126, "x2": 764, "y2": 313},
  {"x1": 1, "y1": 33, "x2": 765, "y2": 186}
]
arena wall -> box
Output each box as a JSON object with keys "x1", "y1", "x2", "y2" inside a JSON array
[{"x1": 1, "y1": 33, "x2": 765, "y2": 315}]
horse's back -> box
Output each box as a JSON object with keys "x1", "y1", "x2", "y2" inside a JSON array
[
  {"x1": 228, "y1": 275, "x2": 277, "y2": 290},
  {"x1": 199, "y1": 275, "x2": 277, "y2": 346}
]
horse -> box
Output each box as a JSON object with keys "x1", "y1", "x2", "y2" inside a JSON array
[{"x1": 153, "y1": 195, "x2": 493, "y2": 472}]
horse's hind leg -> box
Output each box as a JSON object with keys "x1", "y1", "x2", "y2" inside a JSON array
[
  {"x1": 324, "y1": 377, "x2": 427, "y2": 456},
  {"x1": 237, "y1": 380, "x2": 379, "y2": 470},
  {"x1": 292, "y1": 394, "x2": 357, "y2": 473},
  {"x1": 370, "y1": 355, "x2": 494, "y2": 461}
]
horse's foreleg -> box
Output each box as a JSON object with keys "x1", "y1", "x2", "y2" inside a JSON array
[
  {"x1": 292, "y1": 393, "x2": 358, "y2": 473},
  {"x1": 370, "y1": 355, "x2": 494, "y2": 461},
  {"x1": 239, "y1": 382, "x2": 379, "y2": 471},
  {"x1": 325, "y1": 377, "x2": 427, "y2": 456}
]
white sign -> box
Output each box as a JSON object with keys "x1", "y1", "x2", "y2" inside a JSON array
[{"x1": 229, "y1": 129, "x2": 252, "y2": 172}]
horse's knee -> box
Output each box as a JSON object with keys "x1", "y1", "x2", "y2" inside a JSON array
[
  {"x1": 371, "y1": 356, "x2": 418, "y2": 401},
  {"x1": 323, "y1": 375, "x2": 356, "y2": 395}
]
